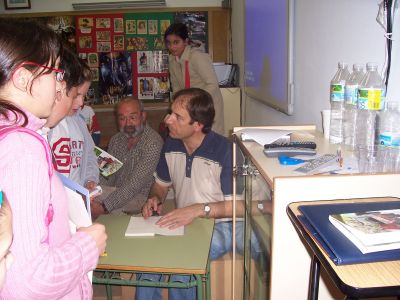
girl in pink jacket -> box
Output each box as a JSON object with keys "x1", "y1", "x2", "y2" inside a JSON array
[{"x1": 0, "y1": 18, "x2": 107, "y2": 299}]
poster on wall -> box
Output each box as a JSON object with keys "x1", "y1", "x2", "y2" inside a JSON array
[
  {"x1": 174, "y1": 12, "x2": 208, "y2": 52},
  {"x1": 98, "y1": 52, "x2": 132, "y2": 104}
]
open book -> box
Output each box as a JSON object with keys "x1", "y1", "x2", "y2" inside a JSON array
[
  {"x1": 94, "y1": 146, "x2": 123, "y2": 177},
  {"x1": 329, "y1": 209, "x2": 400, "y2": 253},
  {"x1": 125, "y1": 216, "x2": 184, "y2": 237}
]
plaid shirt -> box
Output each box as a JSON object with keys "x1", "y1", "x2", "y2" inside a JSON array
[{"x1": 100, "y1": 125, "x2": 163, "y2": 212}]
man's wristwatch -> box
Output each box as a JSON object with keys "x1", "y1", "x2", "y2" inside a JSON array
[{"x1": 203, "y1": 203, "x2": 211, "y2": 218}]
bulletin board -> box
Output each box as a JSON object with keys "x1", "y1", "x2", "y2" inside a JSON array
[
  {"x1": 15, "y1": 8, "x2": 229, "y2": 106},
  {"x1": 73, "y1": 12, "x2": 208, "y2": 105}
]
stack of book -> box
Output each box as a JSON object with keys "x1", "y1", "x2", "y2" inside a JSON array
[
  {"x1": 298, "y1": 201, "x2": 400, "y2": 265},
  {"x1": 329, "y1": 210, "x2": 400, "y2": 254}
]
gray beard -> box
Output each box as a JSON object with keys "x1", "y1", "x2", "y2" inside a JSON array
[{"x1": 121, "y1": 123, "x2": 145, "y2": 138}]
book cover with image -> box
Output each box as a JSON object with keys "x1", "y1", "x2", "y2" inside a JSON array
[
  {"x1": 329, "y1": 209, "x2": 400, "y2": 253},
  {"x1": 94, "y1": 146, "x2": 123, "y2": 177}
]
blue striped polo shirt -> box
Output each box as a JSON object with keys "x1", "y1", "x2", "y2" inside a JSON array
[{"x1": 155, "y1": 131, "x2": 233, "y2": 209}]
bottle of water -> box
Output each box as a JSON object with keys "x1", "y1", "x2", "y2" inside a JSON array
[
  {"x1": 343, "y1": 64, "x2": 364, "y2": 149},
  {"x1": 378, "y1": 101, "x2": 400, "y2": 172},
  {"x1": 355, "y1": 62, "x2": 385, "y2": 149},
  {"x1": 329, "y1": 62, "x2": 350, "y2": 144},
  {"x1": 378, "y1": 101, "x2": 400, "y2": 146}
]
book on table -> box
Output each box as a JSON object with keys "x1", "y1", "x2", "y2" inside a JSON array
[
  {"x1": 94, "y1": 146, "x2": 123, "y2": 177},
  {"x1": 329, "y1": 209, "x2": 400, "y2": 254},
  {"x1": 298, "y1": 201, "x2": 400, "y2": 265},
  {"x1": 125, "y1": 216, "x2": 184, "y2": 237}
]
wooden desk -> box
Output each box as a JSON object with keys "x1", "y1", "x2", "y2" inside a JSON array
[
  {"x1": 93, "y1": 215, "x2": 214, "y2": 300},
  {"x1": 287, "y1": 198, "x2": 400, "y2": 300}
]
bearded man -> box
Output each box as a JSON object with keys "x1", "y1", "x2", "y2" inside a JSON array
[{"x1": 91, "y1": 97, "x2": 163, "y2": 219}]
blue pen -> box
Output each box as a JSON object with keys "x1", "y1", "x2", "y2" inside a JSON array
[{"x1": 0, "y1": 190, "x2": 3, "y2": 208}]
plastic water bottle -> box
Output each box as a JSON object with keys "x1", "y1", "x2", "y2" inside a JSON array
[
  {"x1": 329, "y1": 62, "x2": 350, "y2": 144},
  {"x1": 355, "y1": 62, "x2": 385, "y2": 148},
  {"x1": 343, "y1": 64, "x2": 364, "y2": 149},
  {"x1": 378, "y1": 101, "x2": 400, "y2": 146}
]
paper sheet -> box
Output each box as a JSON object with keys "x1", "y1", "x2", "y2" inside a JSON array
[{"x1": 237, "y1": 128, "x2": 292, "y2": 145}]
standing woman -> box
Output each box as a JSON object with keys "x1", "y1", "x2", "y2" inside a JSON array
[
  {"x1": 165, "y1": 23, "x2": 225, "y2": 135},
  {"x1": 0, "y1": 19, "x2": 106, "y2": 299}
]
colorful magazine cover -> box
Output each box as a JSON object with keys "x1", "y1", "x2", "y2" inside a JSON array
[
  {"x1": 137, "y1": 77, "x2": 154, "y2": 100},
  {"x1": 329, "y1": 209, "x2": 400, "y2": 253},
  {"x1": 94, "y1": 146, "x2": 123, "y2": 177}
]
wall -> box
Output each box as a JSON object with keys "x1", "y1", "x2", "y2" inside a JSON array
[
  {"x1": 0, "y1": 0, "x2": 221, "y2": 13},
  {"x1": 232, "y1": 0, "x2": 386, "y2": 131}
]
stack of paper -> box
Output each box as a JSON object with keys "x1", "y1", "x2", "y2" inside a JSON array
[{"x1": 329, "y1": 210, "x2": 400, "y2": 254}]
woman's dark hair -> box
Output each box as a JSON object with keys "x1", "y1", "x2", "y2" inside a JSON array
[
  {"x1": 79, "y1": 57, "x2": 93, "y2": 82},
  {"x1": 173, "y1": 88, "x2": 215, "y2": 134},
  {"x1": 60, "y1": 45, "x2": 84, "y2": 95},
  {"x1": 0, "y1": 18, "x2": 61, "y2": 126},
  {"x1": 164, "y1": 22, "x2": 189, "y2": 41}
]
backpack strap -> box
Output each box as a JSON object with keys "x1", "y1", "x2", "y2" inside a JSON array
[
  {"x1": 0, "y1": 126, "x2": 53, "y2": 178},
  {"x1": 0, "y1": 126, "x2": 54, "y2": 242}
]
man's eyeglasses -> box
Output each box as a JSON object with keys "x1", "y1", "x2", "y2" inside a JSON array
[{"x1": 14, "y1": 61, "x2": 65, "y2": 82}]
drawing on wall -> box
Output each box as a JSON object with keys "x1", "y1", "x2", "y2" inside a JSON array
[
  {"x1": 78, "y1": 17, "x2": 93, "y2": 34},
  {"x1": 113, "y1": 35, "x2": 125, "y2": 51},
  {"x1": 137, "y1": 20, "x2": 147, "y2": 34},
  {"x1": 98, "y1": 52, "x2": 132, "y2": 104},
  {"x1": 96, "y1": 18, "x2": 111, "y2": 29},
  {"x1": 126, "y1": 20, "x2": 136, "y2": 34},
  {"x1": 153, "y1": 37, "x2": 165, "y2": 50},
  {"x1": 96, "y1": 31, "x2": 111, "y2": 41},
  {"x1": 114, "y1": 18, "x2": 124, "y2": 32},
  {"x1": 148, "y1": 20, "x2": 158, "y2": 35},
  {"x1": 126, "y1": 37, "x2": 148, "y2": 51},
  {"x1": 88, "y1": 53, "x2": 99, "y2": 67},
  {"x1": 79, "y1": 36, "x2": 93, "y2": 49},
  {"x1": 160, "y1": 20, "x2": 170, "y2": 35},
  {"x1": 96, "y1": 41, "x2": 111, "y2": 52}
]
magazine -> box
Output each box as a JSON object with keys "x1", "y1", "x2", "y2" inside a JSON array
[
  {"x1": 329, "y1": 209, "x2": 400, "y2": 253},
  {"x1": 94, "y1": 146, "x2": 123, "y2": 177},
  {"x1": 125, "y1": 216, "x2": 184, "y2": 237}
]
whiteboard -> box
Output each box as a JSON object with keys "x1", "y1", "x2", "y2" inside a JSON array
[{"x1": 244, "y1": 0, "x2": 294, "y2": 115}]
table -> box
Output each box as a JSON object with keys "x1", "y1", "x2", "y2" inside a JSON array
[
  {"x1": 287, "y1": 198, "x2": 400, "y2": 300},
  {"x1": 93, "y1": 215, "x2": 214, "y2": 300}
]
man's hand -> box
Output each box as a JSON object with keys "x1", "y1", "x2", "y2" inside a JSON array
[
  {"x1": 142, "y1": 196, "x2": 163, "y2": 219},
  {"x1": 156, "y1": 204, "x2": 203, "y2": 229},
  {"x1": 91, "y1": 200, "x2": 107, "y2": 220},
  {"x1": 85, "y1": 180, "x2": 97, "y2": 192}
]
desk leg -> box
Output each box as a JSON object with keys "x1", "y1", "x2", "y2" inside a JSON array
[
  {"x1": 195, "y1": 274, "x2": 203, "y2": 300},
  {"x1": 205, "y1": 260, "x2": 211, "y2": 300},
  {"x1": 309, "y1": 255, "x2": 320, "y2": 300}
]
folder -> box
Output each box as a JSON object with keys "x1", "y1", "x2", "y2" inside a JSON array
[{"x1": 299, "y1": 201, "x2": 400, "y2": 265}]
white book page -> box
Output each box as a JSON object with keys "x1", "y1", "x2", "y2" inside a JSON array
[{"x1": 125, "y1": 216, "x2": 184, "y2": 237}]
